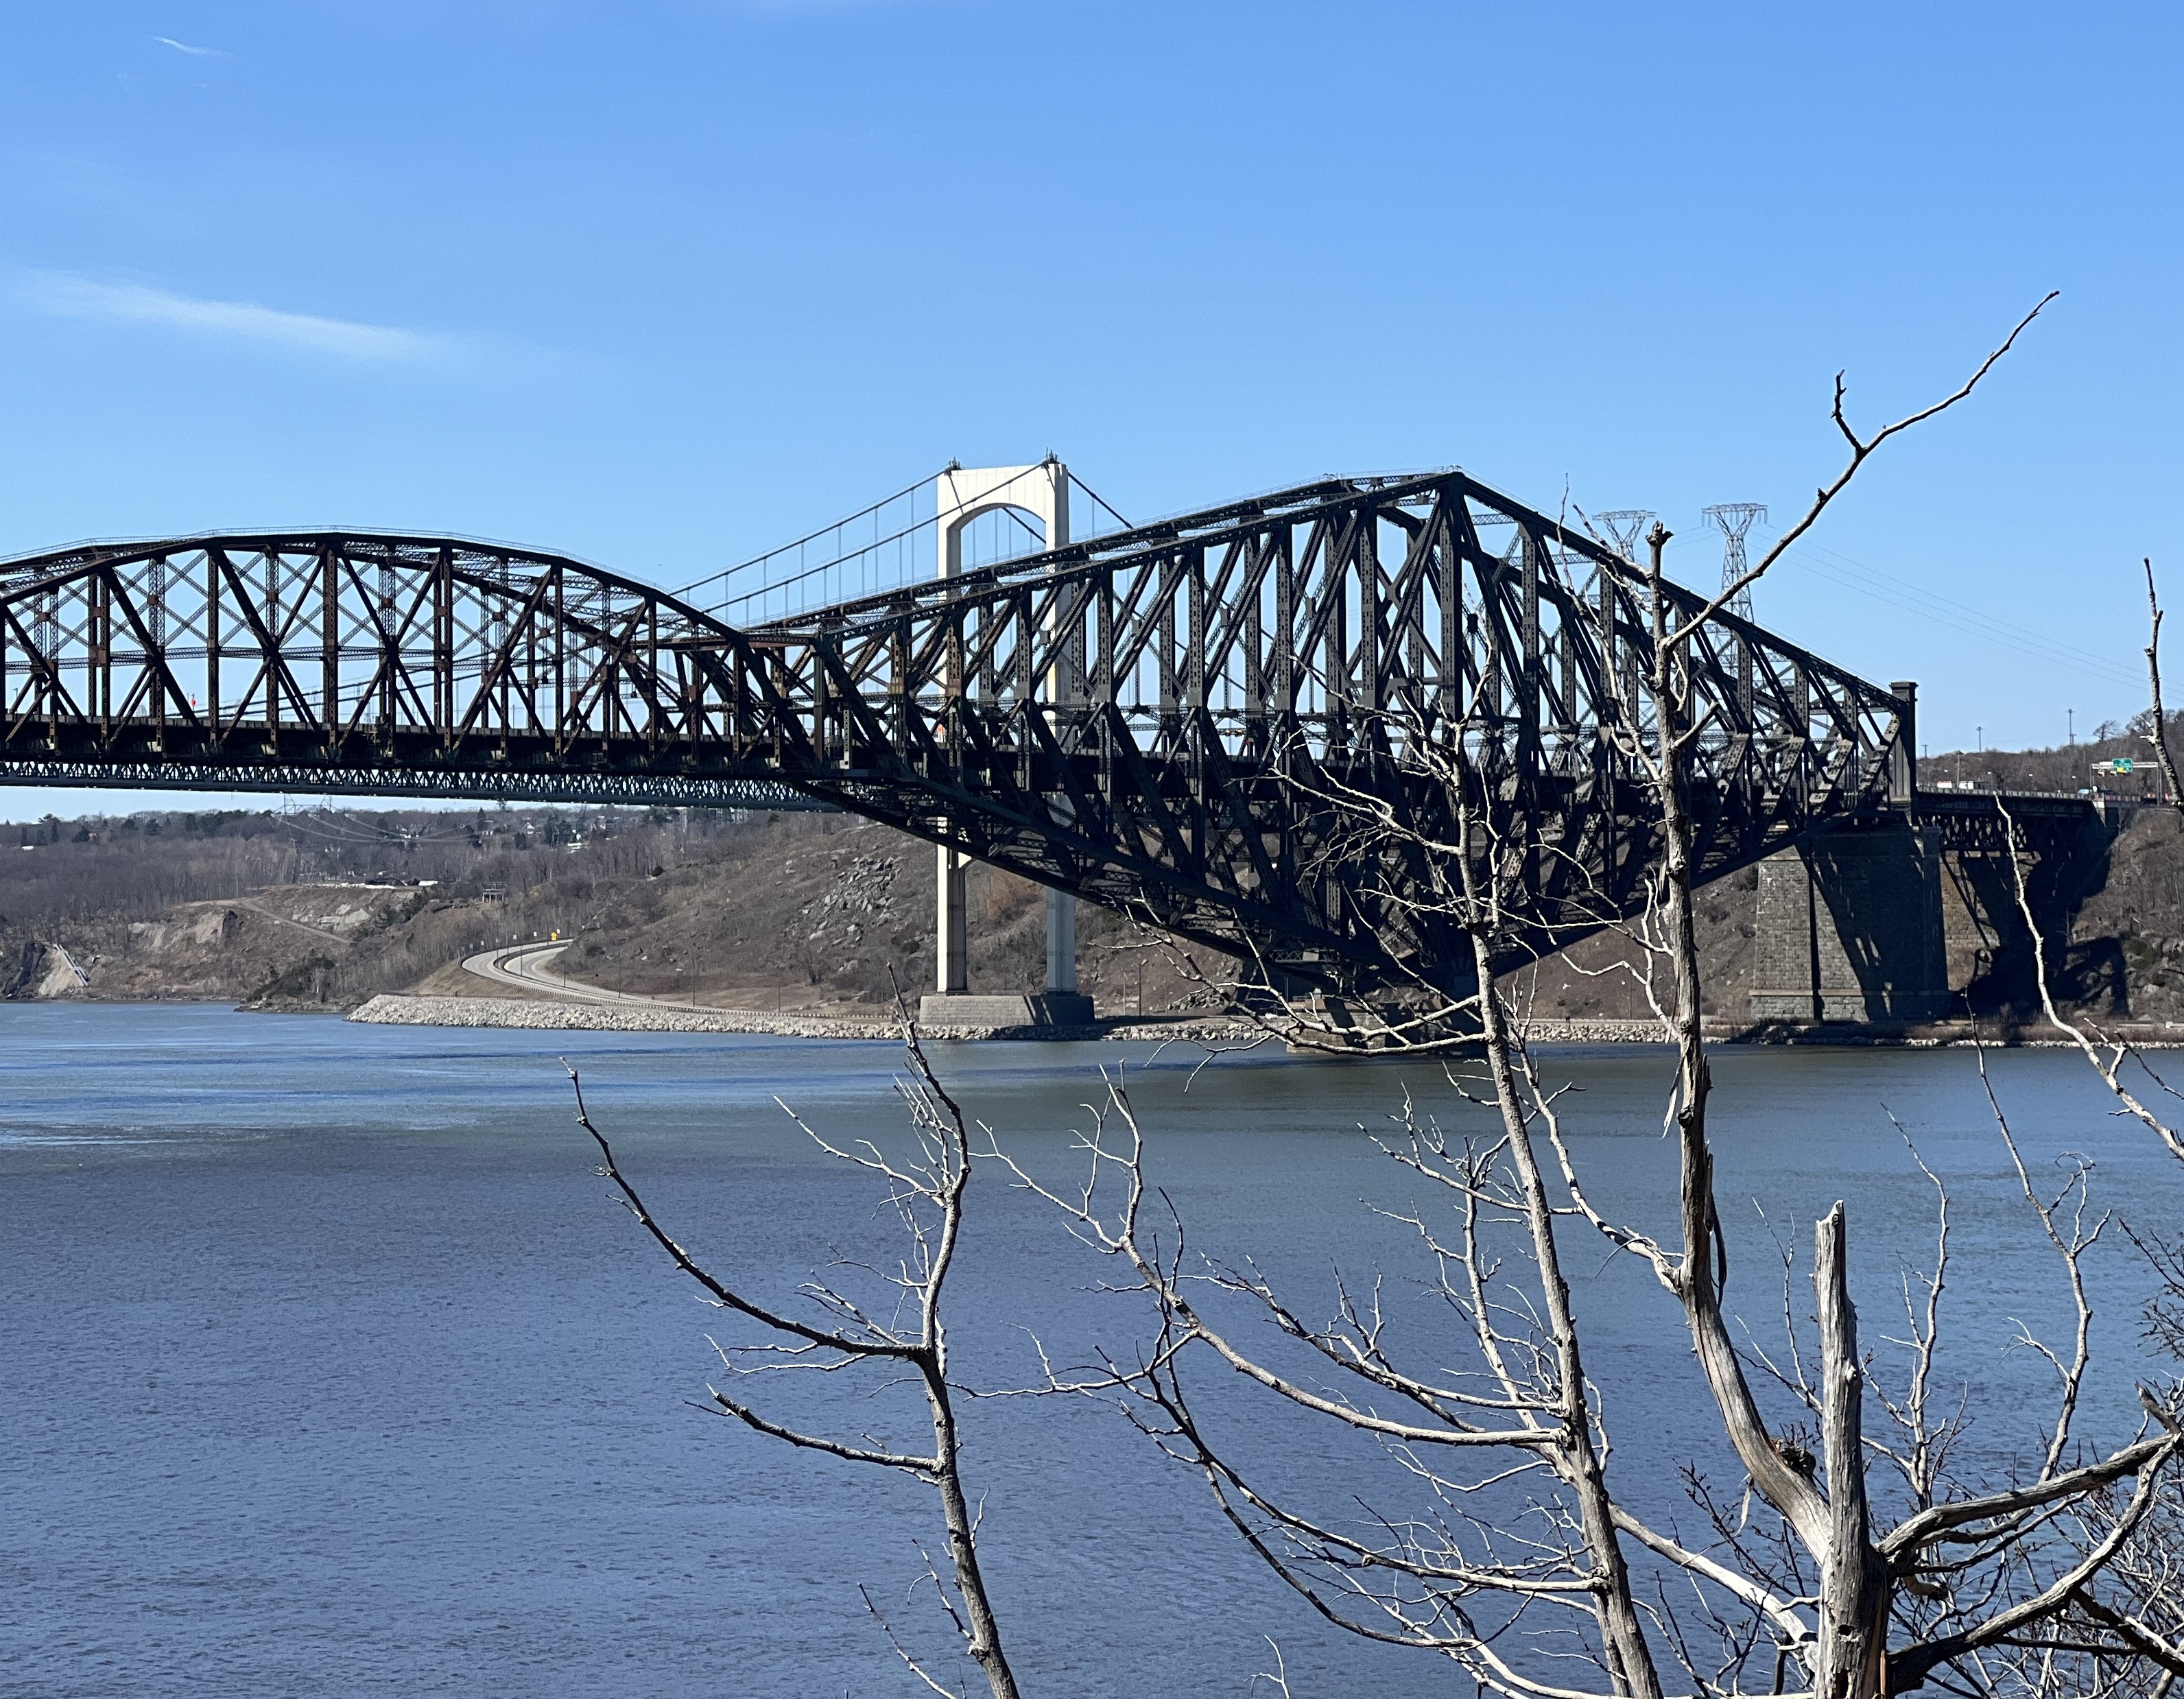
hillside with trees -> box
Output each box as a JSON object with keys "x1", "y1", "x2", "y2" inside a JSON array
[
  {"x1": 0, "y1": 803, "x2": 1226, "y2": 1016},
  {"x1": 5, "y1": 757, "x2": 2183, "y2": 1028}
]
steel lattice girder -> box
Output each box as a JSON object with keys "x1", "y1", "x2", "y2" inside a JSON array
[{"x1": 0, "y1": 475, "x2": 1917, "y2": 993}]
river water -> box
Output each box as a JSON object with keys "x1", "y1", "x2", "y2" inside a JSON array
[{"x1": 3, "y1": 1006, "x2": 2177, "y2": 1697}]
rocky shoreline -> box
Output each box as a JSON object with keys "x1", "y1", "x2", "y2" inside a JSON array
[
  {"x1": 1519, "y1": 1016, "x2": 2184, "y2": 1048},
  {"x1": 344, "y1": 994, "x2": 2184, "y2": 1050},
  {"x1": 345, "y1": 993, "x2": 1263, "y2": 1044},
  {"x1": 346, "y1": 993, "x2": 1697, "y2": 1047}
]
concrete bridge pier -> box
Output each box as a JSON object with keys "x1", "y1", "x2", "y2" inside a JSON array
[
  {"x1": 936, "y1": 844, "x2": 971, "y2": 998},
  {"x1": 1749, "y1": 820, "x2": 1951, "y2": 1024},
  {"x1": 1937, "y1": 806, "x2": 2120, "y2": 1019},
  {"x1": 1750, "y1": 682, "x2": 1949, "y2": 1027},
  {"x1": 1045, "y1": 886, "x2": 1078, "y2": 1000}
]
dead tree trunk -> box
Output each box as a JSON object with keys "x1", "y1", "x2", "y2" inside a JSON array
[{"x1": 1814, "y1": 1203, "x2": 1890, "y2": 1699}]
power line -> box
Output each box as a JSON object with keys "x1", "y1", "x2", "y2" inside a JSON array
[{"x1": 1753, "y1": 523, "x2": 2145, "y2": 689}]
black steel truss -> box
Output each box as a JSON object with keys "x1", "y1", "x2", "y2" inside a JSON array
[{"x1": 0, "y1": 474, "x2": 1952, "y2": 993}]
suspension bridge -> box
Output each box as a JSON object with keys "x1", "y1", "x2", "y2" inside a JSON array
[{"x1": 0, "y1": 460, "x2": 2098, "y2": 1024}]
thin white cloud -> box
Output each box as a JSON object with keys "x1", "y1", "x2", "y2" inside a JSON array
[
  {"x1": 152, "y1": 36, "x2": 226, "y2": 57},
  {"x1": 24, "y1": 274, "x2": 447, "y2": 362},
  {"x1": 723, "y1": 0, "x2": 922, "y2": 13}
]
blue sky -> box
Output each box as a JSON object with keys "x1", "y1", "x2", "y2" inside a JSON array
[{"x1": 1, "y1": 2, "x2": 2177, "y2": 818}]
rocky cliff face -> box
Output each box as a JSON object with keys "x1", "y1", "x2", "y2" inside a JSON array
[{"x1": 2059, "y1": 808, "x2": 2184, "y2": 1021}]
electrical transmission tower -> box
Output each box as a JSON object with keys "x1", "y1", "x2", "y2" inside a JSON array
[
  {"x1": 1702, "y1": 503, "x2": 1767, "y2": 619},
  {"x1": 1594, "y1": 510, "x2": 1655, "y2": 564}
]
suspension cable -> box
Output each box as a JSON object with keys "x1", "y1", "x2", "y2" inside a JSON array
[
  {"x1": 1067, "y1": 470, "x2": 1133, "y2": 534},
  {"x1": 689, "y1": 461, "x2": 1132, "y2": 621},
  {"x1": 674, "y1": 466, "x2": 947, "y2": 601},
  {"x1": 710, "y1": 462, "x2": 1063, "y2": 615}
]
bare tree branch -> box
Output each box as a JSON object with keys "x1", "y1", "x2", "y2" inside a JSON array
[
  {"x1": 2147, "y1": 560, "x2": 2184, "y2": 816},
  {"x1": 569, "y1": 1013, "x2": 1024, "y2": 1699},
  {"x1": 1670, "y1": 292, "x2": 2055, "y2": 646},
  {"x1": 1993, "y1": 798, "x2": 2184, "y2": 1163}
]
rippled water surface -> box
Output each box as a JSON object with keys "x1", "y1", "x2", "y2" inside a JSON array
[{"x1": 3, "y1": 1005, "x2": 2176, "y2": 1696}]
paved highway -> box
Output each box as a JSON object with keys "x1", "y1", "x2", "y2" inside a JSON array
[{"x1": 458, "y1": 940, "x2": 705, "y2": 1008}]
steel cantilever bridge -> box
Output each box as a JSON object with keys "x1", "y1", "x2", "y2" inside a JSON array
[{"x1": 0, "y1": 470, "x2": 1935, "y2": 997}]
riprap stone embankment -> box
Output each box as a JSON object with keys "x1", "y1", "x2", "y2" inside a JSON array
[{"x1": 346, "y1": 993, "x2": 1262, "y2": 1044}]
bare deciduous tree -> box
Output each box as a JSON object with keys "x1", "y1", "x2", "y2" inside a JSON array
[
  {"x1": 977, "y1": 299, "x2": 2184, "y2": 1697},
  {"x1": 567, "y1": 1023, "x2": 1021, "y2": 1699},
  {"x1": 2144, "y1": 560, "x2": 2183, "y2": 813},
  {"x1": 992, "y1": 706, "x2": 2181, "y2": 1693},
  {"x1": 582, "y1": 298, "x2": 2184, "y2": 1697}
]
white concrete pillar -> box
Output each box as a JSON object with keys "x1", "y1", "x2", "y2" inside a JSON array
[
  {"x1": 1036, "y1": 473, "x2": 1076, "y2": 1003},
  {"x1": 930, "y1": 460, "x2": 1078, "y2": 1002}
]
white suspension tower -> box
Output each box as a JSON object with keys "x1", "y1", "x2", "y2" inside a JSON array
[{"x1": 925, "y1": 460, "x2": 1087, "y2": 1022}]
